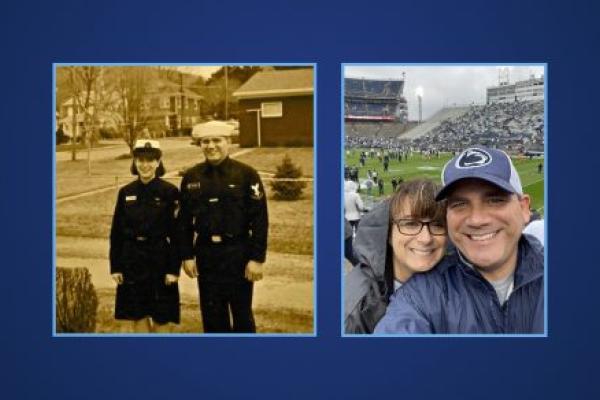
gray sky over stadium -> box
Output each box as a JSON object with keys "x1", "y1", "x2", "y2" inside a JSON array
[{"x1": 345, "y1": 65, "x2": 545, "y2": 120}]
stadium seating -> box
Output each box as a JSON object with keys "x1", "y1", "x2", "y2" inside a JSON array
[
  {"x1": 344, "y1": 78, "x2": 407, "y2": 122},
  {"x1": 401, "y1": 106, "x2": 471, "y2": 139},
  {"x1": 346, "y1": 100, "x2": 544, "y2": 155}
]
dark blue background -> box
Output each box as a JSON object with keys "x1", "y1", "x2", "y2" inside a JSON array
[{"x1": 2, "y1": 0, "x2": 599, "y2": 398}]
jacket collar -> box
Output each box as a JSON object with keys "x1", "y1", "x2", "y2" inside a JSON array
[
  {"x1": 448, "y1": 235, "x2": 544, "y2": 288},
  {"x1": 203, "y1": 156, "x2": 231, "y2": 173},
  {"x1": 136, "y1": 176, "x2": 159, "y2": 189}
]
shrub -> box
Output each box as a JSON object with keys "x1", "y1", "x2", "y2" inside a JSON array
[
  {"x1": 56, "y1": 267, "x2": 98, "y2": 333},
  {"x1": 98, "y1": 127, "x2": 120, "y2": 139},
  {"x1": 270, "y1": 154, "x2": 306, "y2": 200},
  {"x1": 56, "y1": 128, "x2": 70, "y2": 145}
]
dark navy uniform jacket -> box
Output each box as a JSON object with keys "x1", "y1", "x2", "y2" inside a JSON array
[
  {"x1": 179, "y1": 157, "x2": 268, "y2": 282},
  {"x1": 109, "y1": 178, "x2": 181, "y2": 280},
  {"x1": 374, "y1": 235, "x2": 544, "y2": 334}
]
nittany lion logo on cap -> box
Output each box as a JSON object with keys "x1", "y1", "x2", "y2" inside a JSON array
[{"x1": 456, "y1": 148, "x2": 492, "y2": 169}]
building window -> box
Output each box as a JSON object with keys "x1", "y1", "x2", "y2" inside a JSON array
[
  {"x1": 261, "y1": 101, "x2": 283, "y2": 118},
  {"x1": 161, "y1": 97, "x2": 169, "y2": 109}
]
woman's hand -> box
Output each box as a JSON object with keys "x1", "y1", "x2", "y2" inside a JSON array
[
  {"x1": 111, "y1": 273, "x2": 124, "y2": 285},
  {"x1": 165, "y1": 274, "x2": 179, "y2": 285}
]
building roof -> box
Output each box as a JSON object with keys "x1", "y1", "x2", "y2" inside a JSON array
[{"x1": 233, "y1": 68, "x2": 313, "y2": 99}]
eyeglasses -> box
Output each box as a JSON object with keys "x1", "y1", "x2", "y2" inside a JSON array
[{"x1": 392, "y1": 219, "x2": 446, "y2": 236}]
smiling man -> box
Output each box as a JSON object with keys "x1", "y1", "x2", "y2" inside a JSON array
[
  {"x1": 178, "y1": 128, "x2": 268, "y2": 333},
  {"x1": 374, "y1": 146, "x2": 544, "y2": 334}
]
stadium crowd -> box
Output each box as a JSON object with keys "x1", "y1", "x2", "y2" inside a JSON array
[
  {"x1": 413, "y1": 100, "x2": 544, "y2": 153},
  {"x1": 346, "y1": 100, "x2": 544, "y2": 156}
]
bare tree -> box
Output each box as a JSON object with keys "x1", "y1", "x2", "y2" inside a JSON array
[
  {"x1": 64, "y1": 66, "x2": 102, "y2": 161},
  {"x1": 112, "y1": 67, "x2": 152, "y2": 155}
]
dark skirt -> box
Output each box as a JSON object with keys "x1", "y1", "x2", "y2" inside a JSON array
[{"x1": 115, "y1": 274, "x2": 180, "y2": 324}]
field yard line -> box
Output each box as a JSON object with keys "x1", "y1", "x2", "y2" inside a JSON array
[
  {"x1": 522, "y1": 177, "x2": 544, "y2": 188},
  {"x1": 56, "y1": 148, "x2": 257, "y2": 204}
]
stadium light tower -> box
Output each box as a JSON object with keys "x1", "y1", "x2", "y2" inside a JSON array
[{"x1": 416, "y1": 86, "x2": 424, "y2": 124}]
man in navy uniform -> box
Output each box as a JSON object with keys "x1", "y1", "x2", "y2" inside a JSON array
[{"x1": 179, "y1": 127, "x2": 268, "y2": 333}]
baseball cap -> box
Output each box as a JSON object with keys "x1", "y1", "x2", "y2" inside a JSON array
[
  {"x1": 133, "y1": 139, "x2": 162, "y2": 158},
  {"x1": 436, "y1": 146, "x2": 523, "y2": 200}
]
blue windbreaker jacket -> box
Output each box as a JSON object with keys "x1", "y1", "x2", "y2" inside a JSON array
[{"x1": 374, "y1": 235, "x2": 544, "y2": 334}]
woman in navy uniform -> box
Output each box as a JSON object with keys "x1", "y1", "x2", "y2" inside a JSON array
[{"x1": 109, "y1": 140, "x2": 181, "y2": 333}]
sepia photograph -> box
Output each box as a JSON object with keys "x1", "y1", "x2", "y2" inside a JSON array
[
  {"x1": 54, "y1": 64, "x2": 314, "y2": 335},
  {"x1": 342, "y1": 64, "x2": 546, "y2": 335}
]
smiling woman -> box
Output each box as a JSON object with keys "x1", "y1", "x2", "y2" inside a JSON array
[
  {"x1": 388, "y1": 180, "x2": 447, "y2": 283},
  {"x1": 344, "y1": 179, "x2": 447, "y2": 334},
  {"x1": 109, "y1": 139, "x2": 181, "y2": 333}
]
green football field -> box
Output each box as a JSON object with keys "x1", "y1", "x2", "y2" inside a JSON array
[{"x1": 345, "y1": 149, "x2": 545, "y2": 215}]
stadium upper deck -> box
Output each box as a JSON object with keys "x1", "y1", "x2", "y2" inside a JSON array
[{"x1": 344, "y1": 78, "x2": 408, "y2": 122}]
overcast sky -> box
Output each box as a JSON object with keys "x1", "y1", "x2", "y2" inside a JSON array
[
  {"x1": 345, "y1": 65, "x2": 545, "y2": 120},
  {"x1": 173, "y1": 66, "x2": 222, "y2": 79}
]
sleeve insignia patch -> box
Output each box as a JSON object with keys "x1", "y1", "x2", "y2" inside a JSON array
[{"x1": 250, "y1": 183, "x2": 263, "y2": 200}]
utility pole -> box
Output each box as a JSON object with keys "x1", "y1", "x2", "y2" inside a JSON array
[
  {"x1": 71, "y1": 103, "x2": 77, "y2": 161},
  {"x1": 69, "y1": 66, "x2": 79, "y2": 161},
  {"x1": 87, "y1": 117, "x2": 92, "y2": 176},
  {"x1": 224, "y1": 66, "x2": 228, "y2": 120},
  {"x1": 180, "y1": 70, "x2": 184, "y2": 134}
]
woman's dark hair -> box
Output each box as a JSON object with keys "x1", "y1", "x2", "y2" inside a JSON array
[
  {"x1": 389, "y1": 179, "x2": 446, "y2": 226},
  {"x1": 384, "y1": 179, "x2": 447, "y2": 295},
  {"x1": 130, "y1": 159, "x2": 166, "y2": 177}
]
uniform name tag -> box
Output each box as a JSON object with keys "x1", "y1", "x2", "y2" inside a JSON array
[
  {"x1": 187, "y1": 182, "x2": 202, "y2": 190},
  {"x1": 125, "y1": 195, "x2": 137, "y2": 202},
  {"x1": 209, "y1": 198, "x2": 219, "y2": 203},
  {"x1": 211, "y1": 235, "x2": 222, "y2": 243}
]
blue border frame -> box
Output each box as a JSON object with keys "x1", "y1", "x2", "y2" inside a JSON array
[
  {"x1": 53, "y1": 62, "x2": 317, "y2": 338},
  {"x1": 340, "y1": 62, "x2": 548, "y2": 338}
]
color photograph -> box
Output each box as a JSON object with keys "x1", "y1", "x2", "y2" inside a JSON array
[{"x1": 343, "y1": 65, "x2": 546, "y2": 335}]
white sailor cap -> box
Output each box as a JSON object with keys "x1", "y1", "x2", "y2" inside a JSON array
[{"x1": 133, "y1": 139, "x2": 162, "y2": 158}]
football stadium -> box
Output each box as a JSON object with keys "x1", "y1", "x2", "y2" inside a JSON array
[
  {"x1": 343, "y1": 69, "x2": 545, "y2": 215},
  {"x1": 344, "y1": 77, "x2": 412, "y2": 137}
]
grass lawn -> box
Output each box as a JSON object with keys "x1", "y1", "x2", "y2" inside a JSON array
[
  {"x1": 95, "y1": 282, "x2": 313, "y2": 334},
  {"x1": 56, "y1": 147, "x2": 315, "y2": 334},
  {"x1": 57, "y1": 146, "x2": 313, "y2": 198},
  {"x1": 56, "y1": 184, "x2": 313, "y2": 255},
  {"x1": 235, "y1": 147, "x2": 313, "y2": 177},
  {"x1": 345, "y1": 149, "x2": 545, "y2": 214},
  {"x1": 56, "y1": 142, "x2": 114, "y2": 152},
  {"x1": 56, "y1": 147, "x2": 314, "y2": 255}
]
